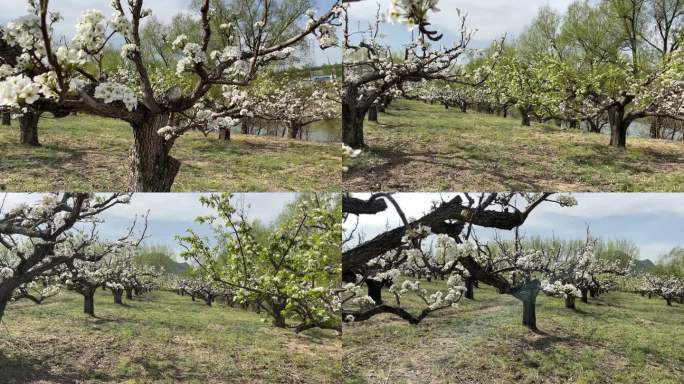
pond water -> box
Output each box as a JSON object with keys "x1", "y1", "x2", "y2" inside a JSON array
[{"x1": 230, "y1": 119, "x2": 341, "y2": 143}]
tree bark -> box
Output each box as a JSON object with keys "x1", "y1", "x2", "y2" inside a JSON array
[
  {"x1": 288, "y1": 122, "x2": 302, "y2": 139},
  {"x1": 19, "y1": 109, "x2": 42, "y2": 146},
  {"x1": 218, "y1": 127, "x2": 230, "y2": 141},
  {"x1": 565, "y1": 295, "x2": 576, "y2": 309},
  {"x1": 666, "y1": 297, "x2": 672, "y2": 306},
  {"x1": 459, "y1": 102, "x2": 467, "y2": 113},
  {"x1": 127, "y1": 113, "x2": 181, "y2": 192},
  {"x1": 367, "y1": 279, "x2": 384, "y2": 305},
  {"x1": 0, "y1": 287, "x2": 9, "y2": 323},
  {"x1": 2, "y1": 112, "x2": 10, "y2": 126},
  {"x1": 112, "y1": 289, "x2": 123, "y2": 304},
  {"x1": 342, "y1": 86, "x2": 367, "y2": 148},
  {"x1": 464, "y1": 277, "x2": 475, "y2": 300},
  {"x1": 512, "y1": 285, "x2": 539, "y2": 330},
  {"x1": 272, "y1": 304, "x2": 287, "y2": 328},
  {"x1": 519, "y1": 108, "x2": 531, "y2": 126},
  {"x1": 368, "y1": 105, "x2": 378, "y2": 122},
  {"x1": 581, "y1": 288, "x2": 588, "y2": 303},
  {"x1": 608, "y1": 105, "x2": 628, "y2": 148},
  {"x1": 83, "y1": 288, "x2": 96, "y2": 316}
]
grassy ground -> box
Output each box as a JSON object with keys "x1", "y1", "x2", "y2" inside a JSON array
[
  {"x1": 0, "y1": 290, "x2": 341, "y2": 384},
  {"x1": 343, "y1": 99, "x2": 684, "y2": 191},
  {"x1": 0, "y1": 115, "x2": 341, "y2": 191},
  {"x1": 343, "y1": 282, "x2": 684, "y2": 384}
]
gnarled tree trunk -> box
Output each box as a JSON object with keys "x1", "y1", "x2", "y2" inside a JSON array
[
  {"x1": 519, "y1": 107, "x2": 531, "y2": 127},
  {"x1": 367, "y1": 105, "x2": 378, "y2": 122},
  {"x1": 608, "y1": 104, "x2": 628, "y2": 148},
  {"x1": 342, "y1": 86, "x2": 367, "y2": 149},
  {"x1": 2, "y1": 112, "x2": 10, "y2": 126},
  {"x1": 581, "y1": 288, "x2": 589, "y2": 303},
  {"x1": 112, "y1": 289, "x2": 123, "y2": 304},
  {"x1": 19, "y1": 109, "x2": 42, "y2": 146},
  {"x1": 367, "y1": 279, "x2": 384, "y2": 305},
  {"x1": 128, "y1": 113, "x2": 180, "y2": 191},
  {"x1": 83, "y1": 288, "x2": 96, "y2": 316},
  {"x1": 464, "y1": 277, "x2": 475, "y2": 300},
  {"x1": 512, "y1": 282, "x2": 540, "y2": 330},
  {"x1": 565, "y1": 295, "x2": 576, "y2": 309},
  {"x1": 125, "y1": 287, "x2": 133, "y2": 300},
  {"x1": 288, "y1": 121, "x2": 302, "y2": 139},
  {"x1": 218, "y1": 128, "x2": 230, "y2": 141}
]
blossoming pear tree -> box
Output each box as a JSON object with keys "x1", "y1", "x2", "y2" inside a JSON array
[
  {"x1": 0, "y1": 0, "x2": 342, "y2": 190},
  {"x1": 342, "y1": 192, "x2": 578, "y2": 329},
  {"x1": 541, "y1": 232, "x2": 633, "y2": 309},
  {"x1": 237, "y1": 76, "x2": 340, "y2": 139},
  {"x1": 0, "y1": 193, "x2": 146, "y2": 321},
  {"x1": 178, "y1": 193, "x2": 342, "y2": 332},
  {"x1": 341, "y1": 0, "x2": 497, "y2": 148},
  {"x1": 640, "y1": 273, "x2": 684, "y2": 306}
]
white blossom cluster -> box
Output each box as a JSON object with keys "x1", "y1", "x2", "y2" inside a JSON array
[
  {"x1": 93, "y1": 82, "x2": 138, "y2": 111},
  {"x1": 541, "y1": 280, "x2": 581, "y2": 299},
  {"x1": 72, "y1": 9, "x2": 107, "y2": 52}
]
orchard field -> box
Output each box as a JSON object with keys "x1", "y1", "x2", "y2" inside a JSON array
[
  {"x1": 342, "y1": 100, "x2": 684, "y2": 192},
  {"x1": 0, "y1": 115, "x2": 341, "y2": 192},
  {"x1": 0, "y1": 290, "x2": 341, "y2": 384},
  {"x1": 343, "y1": 282, "x2": 684, "y2": 384}
]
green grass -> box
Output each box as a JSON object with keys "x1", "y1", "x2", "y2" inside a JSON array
[
  {"x1": 0, "y1": 290, "x2": 341, "y2": 384},
  {"x1": 0, "y1": 115, "x2": 341, "y2": 191},
  {"x1": 343, "y1": 99, "x2": 684, "y2": 191},
  {"x1": 343, "y1": 282, "x2": 684, "y2": 384}
]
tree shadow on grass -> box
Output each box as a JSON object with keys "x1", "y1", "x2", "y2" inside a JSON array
[
  {"x1": 0, "y1": 350, "x2": 114, "y2": 384},
  {"x1": 349, "y1": 145, "x2": 545, "y2": 190}
]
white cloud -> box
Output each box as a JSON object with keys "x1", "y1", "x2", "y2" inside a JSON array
[{"x1": 347, "y1": 0, "x2": 577, "y2": 45}]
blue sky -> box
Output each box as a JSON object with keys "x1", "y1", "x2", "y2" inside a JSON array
[
  {"x1": 346, "y1": 0, "x2": 579, "y2": 50},
  {"x1": 1, "y1": 0, "x2": 340, "y2": 64},
  {"x1": 1, "y1": 193, "x2": 297, "y2": 261},
  {"x1": 344, "y1": 193, "x2": 684, "y2": 262}
]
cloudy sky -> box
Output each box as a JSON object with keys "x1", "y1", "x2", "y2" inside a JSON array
[
  {"x1": 1, "y1": 0, "x2": 340, "y2": 64},
  {"x1": 344, "y1": 193, "x2": 684, "y2": 262},
  {"x1": 346, "y1": 0, "x2": 580, "y2": 49},
  {"x1": 0, "y1": 193, "x2": 297, "y2": 261}
]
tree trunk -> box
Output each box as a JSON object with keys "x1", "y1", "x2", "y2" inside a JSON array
[
  {"x1": 112, "y1": 289, "x2": 123, "y2": 304},
  {"x1": 205, "y1": 295, "x2": 213, "y2": 306},
  {"x1": 288, "y1": 122, "x2": 302, "y2": 139},
  {"x1": 367, "y1": 279, "x2": 383, "y2": 305},
  {"x1": 502, "y1": 106, "x2": 508, "y2": 118},
  {"x1": 128, "y1": 113, "x2": 180, "y2": 191},
  {"x1": 241, "y1": 119, "x2": 250, "y2": 134},
  {"x1": 608, "y1": 105, "x2": 628, "y2": 148},
  {"x1": 565, "y1": 295, "x2": 576, "y2": 309},
  {"x1": 83, "y1": 289, "x2": 96, "y2": 316},
  {"x1": 581, "y1": 288, "x2": 588, "y2": 303},
  {"x1": 19, "y1": 109, "x2": 42, "y2": 146},
  {"x1": 464, "y1": 277, "x2": 475, "y2": 300},
  {"x1": 460, "y1": 102, "x2": 467, "y2": 113},
  {"x1": 342, "y1": 86, "x2": 367, "y2": 149},
  {"x1": 218, "y1": 127, "x2": 230, "y2": 141},
  {"x1": 512, "y1": 284, "x2": 539, "y2": 330},
  {"x1": 125, "y1": 287, "x2": 133, "y2": 300},
  {"x1": 0, "y1": 288, "x2": 9, "y2": 323},
  {"x1": 666, "y1": 297, "x2": 672, "y2": 306},
  {"x1": 519, "y1": 108, "x2": 531, "y2": 126},
  {"x1": 272, "y1": 304, "x2": 286, "y2": 328},
  {"x1": 368, "y1": 105, "x2": 378, "y2": 122},
  {"x1": 2, "y1": 112, "x2": 10, "y2": 126}
]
